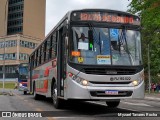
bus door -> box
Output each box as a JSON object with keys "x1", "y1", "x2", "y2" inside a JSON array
[{"x1": 57, "y1": 26, "x2": 67, "y2": 97}]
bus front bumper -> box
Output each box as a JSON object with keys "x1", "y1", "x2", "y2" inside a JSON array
[
  {"x1": 66, "y1": 79, "x2": 145, "y2": 100},
  {"x1": 19, "y1": 86, "x2": 28, "y2": 91}
]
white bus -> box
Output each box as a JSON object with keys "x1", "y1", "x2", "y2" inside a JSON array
[{"x1": 28, "y1": 9, "x2": 144, "y2": 109}]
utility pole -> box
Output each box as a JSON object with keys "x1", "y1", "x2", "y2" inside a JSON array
[
  {"x1": 3, "y1": 0, "x2": 8, "y2": 93},
  {"x1": 3, "y1": 38, "x2": 5, "y2": 93}
]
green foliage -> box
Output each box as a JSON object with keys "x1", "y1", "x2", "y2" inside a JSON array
[
  {"x1": 128, "y1": 0, "x2": 160, "y2": 83},
  {"x1": 0, "y1": 82, "x2": 15, "y2": 89}
]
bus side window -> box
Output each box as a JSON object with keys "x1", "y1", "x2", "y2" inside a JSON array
[
  {"x1": 49, "y1": 35, "x2": 53, "y2": 60},
  {"x1": 51, "y1": 32, "x2": 57, "y2": 59}
]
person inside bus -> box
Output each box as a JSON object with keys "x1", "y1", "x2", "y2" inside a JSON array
[
  {"x1": 78, "y1": 33, "x2": 89, "y2": 50},
  {"x1": 79, "y1": 33, "x2": 88, "y2": 43}
]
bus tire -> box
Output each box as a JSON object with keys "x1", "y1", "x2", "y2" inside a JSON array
[
  {"x1": 106, "y1": 100, "x2": 120, "y2": 108},
  {"x1": 33, "y1": 83, "x2": 41, "y2": 100},
  {"x1": 51, "y1": 83, "x2": 63, "y2": 109},
  {"x1": 23, "y1": 91, "x2": 27, "y2": 95}
]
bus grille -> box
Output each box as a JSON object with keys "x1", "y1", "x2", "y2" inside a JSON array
[
  {"x1": 89, "y1": 81, "x2": 132, "y2": 84},
  {"x1": 83, "y1": 68, "x2": 136, "y2": 75},
  {"x1": 90, "y1": 91, "x2": 133, "y2": 97}
]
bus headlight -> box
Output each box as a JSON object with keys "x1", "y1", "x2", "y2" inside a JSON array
[
  {"x1": 82, "y1": 80, "x2": 88, "y2": 86},
  {"x1": 132, "y1": 78, "x2": 143, "y2": 86},
  {"x1": 19, "y1": 83, "x2": 22, "y2": 87},
  {"x1": 68, "y1": 73, "x2": 89, "y2": 86},
  {"x1": 132, "y1": 72, "x2": 144, "y2": 86},
  {"x1": 132, "y1": 80, "x2": 138, "y2": 86}
]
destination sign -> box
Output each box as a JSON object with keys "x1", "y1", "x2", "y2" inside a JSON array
[{"x1": 71, "y1": 12, "x2": 140, "y2": 25}]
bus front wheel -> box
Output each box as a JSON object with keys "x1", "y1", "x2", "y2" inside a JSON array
[
  {"x1": 52, "y1": 83, "x2": 63, "y2": 109},
  {"x1": 106, "y1": 100, "x2": 120, "y2": 108}
]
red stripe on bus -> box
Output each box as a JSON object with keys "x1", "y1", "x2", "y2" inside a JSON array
[
  {"x1": 36, "y1": 88, "x2": 47, "y2": 93},
  {"x1": 35, "y1": 80, "x2": 48, "y2": 93},
  {"x1": 44, "y1": 66, "x2": 52, "y2": 77},
  {"x1": 32, "y1": 74, "x2": 39, "y2": 79}
]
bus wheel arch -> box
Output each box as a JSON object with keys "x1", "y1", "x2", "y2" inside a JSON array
[
  {"x1": 51, "y1": 78, "x2": 63, "y2": 109},
  {"x1": 51, "y1": 78, "x2": 56, "y2": 93},
  {"x1": 33, "y1": 81, "x2": 41, "y2": 100}
]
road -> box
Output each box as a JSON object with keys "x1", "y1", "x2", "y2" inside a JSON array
[{"x1": 0, "y1": 89, "x2": 160, "y2": 120}]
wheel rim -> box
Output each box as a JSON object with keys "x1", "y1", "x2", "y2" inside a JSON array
[{"x1": 52, "y1": 86, "x2": 57, "y2": 105}]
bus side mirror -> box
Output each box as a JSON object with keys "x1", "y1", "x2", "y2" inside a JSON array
[{"x1": 88, "y1": 29, "x2": 94, "y2": 50}]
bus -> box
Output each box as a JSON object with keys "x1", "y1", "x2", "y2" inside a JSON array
[
  {"x1": 28, "y1": 9, "x2": 144, "y2": 109},
  {"x1": 17, "y1": 63, "x2": 29, "y2": 94}
]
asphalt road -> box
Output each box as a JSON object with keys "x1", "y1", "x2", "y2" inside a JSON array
[{"x1": 0, "y1": 89, "x2": 160, "y2": 120}]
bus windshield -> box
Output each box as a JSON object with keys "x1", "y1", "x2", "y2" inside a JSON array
[
  {"x1": 19, "y1": 65, "x2": 28, "y2": 76},
  {"x1": 70, "y1": 26, "x2": 142, "y2": 66}
]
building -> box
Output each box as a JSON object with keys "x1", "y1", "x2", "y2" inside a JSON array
[{"x1": 0, "y1": 0, "x2": 46, "y2": 80}]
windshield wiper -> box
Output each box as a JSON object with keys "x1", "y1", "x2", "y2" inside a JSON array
[
  {"x1": 88, "y1": 22, "x2": 102, "y2": 54},
  {"x1": 119, "y1": 26, "x2": 133, "y2": 65},
  {"x1": 99, "y1": 32, "x2": 102, "y2": 54}
]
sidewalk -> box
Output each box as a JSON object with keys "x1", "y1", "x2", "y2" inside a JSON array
[
  {"x1": 0, "y1": 88, "x2": 14, "y2": 96},
  {"x1": 145, "y1": 92, "x2": 160, "y2": 101}
]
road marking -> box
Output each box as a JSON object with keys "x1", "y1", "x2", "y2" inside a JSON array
[
  {"x1": 121, "y1": 101, "x2": 152, "y2": 107},
  {"x1": 35, "y1": 108, "x2": 43, "y2": 111},
  {"x1": 88, "y1": 101, "x2": 142, "y2": 112},
  {"x1": 47, "y1": 117, "x2": 56, "y2": 120},
  {"x1": 118, "y1": 107, "x2": 138, "y2": 112}
]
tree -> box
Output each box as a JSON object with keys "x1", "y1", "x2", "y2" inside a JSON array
[{"x1": 128, "y1": 0, "x2": 160, "y2": 83}]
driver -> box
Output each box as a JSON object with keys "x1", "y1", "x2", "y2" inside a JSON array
[{"x1": 79, "y1": 33, "x2": 88, "y2": 43}]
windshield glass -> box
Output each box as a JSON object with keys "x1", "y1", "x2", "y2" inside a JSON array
[
  {"x1": 70, "y1": 26, "x2": 142, "y2": 66},
  {"x1": 19, "y1": 66, "x2": 28, "y2": 76}
]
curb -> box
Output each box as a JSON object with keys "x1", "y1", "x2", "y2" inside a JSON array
[{"x1": 145, "y1": 96, "x2": 160, "y2": 101}]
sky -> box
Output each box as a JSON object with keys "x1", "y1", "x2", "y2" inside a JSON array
[{"x1": 45, "y1": 0, "x2": 131, "y2": 36}]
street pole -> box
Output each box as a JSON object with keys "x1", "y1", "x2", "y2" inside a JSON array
[
  {"x1": 3, "y1": 38, "x2": 5, "y2": 93},
  {"x1": 148, "y1": 44, "x2": 151, "y2": 94},
  {"x1": 3, "y1": 0, "x2": 8, "y2": 93}
]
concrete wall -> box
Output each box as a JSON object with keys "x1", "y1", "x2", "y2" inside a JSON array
[
  {"x1": 23, "y1": 0, "x2": 46, "y2": 39},
  {"x1": 0, "y1": 0, "x2": 8, "y2": 36}
]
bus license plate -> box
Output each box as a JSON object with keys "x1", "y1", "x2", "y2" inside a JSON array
[{"x1": 105, "y1": 90, "x2": 118, "y2": 95}]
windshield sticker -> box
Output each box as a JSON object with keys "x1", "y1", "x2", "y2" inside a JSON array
[
  {"x1": 97, "y1": 55, "x2": 111, "y2": 64},
  {"x1": 78, "y1": 57, "x2": 84, "y2": 63},
  {"x1": 110, "y1": 29, "x2": 118, "y2": 41},
  {"x1": 78, "y1": 42, "x2": 89, "y2": 50},
  {"x1": 71, "y1": 51, "x2": 80, "y2": 57},
  {"x1": 112, "y1": 55, "x2": 119, "y2": 63}
]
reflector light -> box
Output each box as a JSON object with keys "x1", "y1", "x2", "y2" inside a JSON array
[{"x1": 71, "y1": 51, "x2": 80, "y2": 57}]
